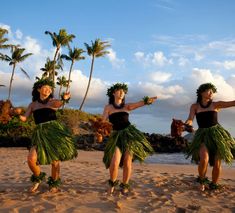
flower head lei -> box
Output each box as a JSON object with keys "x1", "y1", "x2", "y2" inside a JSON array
[{"x1": 106, "y1": 83, "x2": 128, "y2": 97}]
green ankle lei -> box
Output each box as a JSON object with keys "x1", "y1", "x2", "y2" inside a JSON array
[
  {"x1": 108, "y1": 179, "x2": 119, "y2": 187},
  {"x1": 196, "y1": 176, "x2": 210, "y2": 185},
  {"x1": 30, "y1": 172, "x2": 46, "y2": 183},
  {"x1": 120, "y1": 182, "x2": 130, "y2": 190},
  {"x1": 47, "y1": 176, "x2": 62, "y2": 187}
]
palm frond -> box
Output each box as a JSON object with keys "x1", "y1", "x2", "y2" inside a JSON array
[
  {"x1": 0, "y1": 54, "x2": 11, "y2": 62},
  {"x1": 61, "y1": 54, "x2": 72, "y2": 61},
  {"x1": 20, "y1": 68, "x2": 30, "y2": 79}
]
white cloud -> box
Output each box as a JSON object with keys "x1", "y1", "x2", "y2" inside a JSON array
[
  {"x1": 134, "y1": 51, "x2": 144, "y2": 60},
  {"x1": 106, "y1": 48, "x2": 125, "y2": 69},
  {"x1": 213, "y1": 60, "x2": 235, "y2": 70},
  {"x1": 22, "y1": 36, "x2": 41, "y2": 55},
  {"x1": 152, "y1": 51, "x2": 168, "y2": 66},
  {"x1": 134, "y1": 51, "x2": 171, "y2": 67},
  {"x1": 15, "y1": 30, "x2": 23, "y2": 39},
  {"x1": 149, "y1": 71, "x2": 171, "y2": 83},
  {"x1": 194, "y1": 52, "x2": 204, "y2": 61},
  {"x1": 178, "y1": 56, "x2": 189, "y2": 66},
  {"x1": 224, "y1": 60, "x2": 235, "y2": 70},
  {"x1": 135, "y1": 82, "x2": 184, "y2": 100}
]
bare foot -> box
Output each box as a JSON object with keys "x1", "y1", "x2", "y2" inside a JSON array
[
  {"x1": 121, "y1": 188, "x2": 129, "y2": 195},
  {"x1": 199, "y1": 184, "x2": 205, "y2": 192},
  {"x1": 49, "y1": 187, "x2": 59, "y2": 193},
  {"x1": 107, "y1": 186, "x2": 114, "y2": 195},
  {"x1": 30, "y1": 182, "x2": 40, "y2": 193}
]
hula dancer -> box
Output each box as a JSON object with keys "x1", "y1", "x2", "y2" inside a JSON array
[
  {"x1": 102, "y1": 83, "x2": 157, "y2": 194},
  {"x1": 20, "y1": 78, "x2": 78, "y2": 193},
  {"x1": 185, "y1": 83, "x2": 235, "y2": 191}
]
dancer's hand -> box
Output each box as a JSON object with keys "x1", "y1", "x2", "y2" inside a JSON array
[
  {"x1": 63, "y1": 92, "x2": 71, "y2": 100},
  {"x1": 148, "y1": 96, "x2": 158, "y2": 104}
]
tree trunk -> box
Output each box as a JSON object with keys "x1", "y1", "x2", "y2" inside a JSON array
[
  {"x1": 8, "y1": 64, "x2": 16, "y2": 100},
  {"x1": 79, "y1": 56, "x2": 95, "y2": 110},
  {"x1": 66, "y1": 60, "x2": 74, "y2": 93},
  {"x1": 52, "y1": 47, "x2": 60, "y2": 94}
]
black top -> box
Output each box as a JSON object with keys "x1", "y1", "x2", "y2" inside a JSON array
[
  {"x1": 109, "y1": 111, "x2": 131, "y2": 130},
  {"x1": 196, "y1": 111, "x2": 218, "y2": 128},
  {"x1": 33, "y1": 108, "x2": 57, "y2": 124}
]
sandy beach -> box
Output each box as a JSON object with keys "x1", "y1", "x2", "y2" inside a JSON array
[{"x1": 0, "y1": 148, "x2": 234, "y2": 213}]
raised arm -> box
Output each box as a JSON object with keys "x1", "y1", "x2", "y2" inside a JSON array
[
  {"x1": 126, "y1": 96, "x2": 158, "y2": 111},
  {"x1": 185, "y1": 104, "x2": 196, "y2": 126},
  {"x1": 49, "y1": 92, "x2": 71, "y2": 109},
  {"x1": 213, "y1": 100, "x2": 235, "y2": 109}
]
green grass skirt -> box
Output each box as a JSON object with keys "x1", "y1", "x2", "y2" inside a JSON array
[
  {"x1": 103, "y1": 124, "x2": 154, "y2": 168},
  {"x1": 186, "y1": 124, "x2": 235, "y2": 166},
  {"x1": 31, "y1": 120, "x2": 78, "y2": 165}
]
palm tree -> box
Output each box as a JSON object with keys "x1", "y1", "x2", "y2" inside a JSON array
[
  {"x1": 0, "y1": 28, "x2": 12, "y2": 55},
  {"x1": 56, "y1": 76, "x2": 70, "y2": 98},
  {"x1": 45, "y1": 29, "x2": 75, "y2": 85},
  {"x1": 40, "y1": 57, "x2": 62, "y2": 80},
  {"x1": 61, "y1": 47, "x2": 85, "y2": 92},
  {"x1": 79, "y1": 39, "x2": 110, "y2": 110},
  {"x1": 0, "y1": 46, "x2": 32, "y2": 100}
]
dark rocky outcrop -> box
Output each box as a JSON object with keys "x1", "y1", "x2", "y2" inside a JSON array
[
  {"x1": 75, "y1": 132, "x2": 189, "y2": 153},
  {"x1": 0, "y1": 133, "x2": 189, "y2": 153},
  {"x1": 144, "y1": 133, "x2": 188, "y2": 153},
  {"x1": 0, "y1": 136, "x2": 31, "y2": 148}
]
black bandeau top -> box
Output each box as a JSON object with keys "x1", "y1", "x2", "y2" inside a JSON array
[
  {"x1": 196, "y1": 111, "x2": 218, "y2": 128},
  {"x1": 33, "y1": 108, "x2": 57, "y2": 124},
  {"x1": 108, "y1": 111, "x2": 130, "y2": 130}
]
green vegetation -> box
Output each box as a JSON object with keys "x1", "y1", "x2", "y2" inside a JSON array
[{"x1": 0, "y1": 109, "x2": 99, "y2": 140}]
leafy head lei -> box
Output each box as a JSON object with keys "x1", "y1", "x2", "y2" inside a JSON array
[
  {"x1": 196, "y1": 83, "x2": 217, "y2": 96},
  {"x1": 33, "y1": 77, "x2": 55, "y2": 90},
  {"x1": 196, "y1": 83, "x2": 217, "y2": 103},
  {"x1": 32, "y1": 77, "x2": 55, "y2": 102},
  {"x1": 106, "y1": 83, "x2": 128, "y2": 97}
]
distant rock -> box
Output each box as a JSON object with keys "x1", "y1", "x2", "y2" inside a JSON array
[{"x1": 144, "y1": 133, "x2": 189, "y2": 153}]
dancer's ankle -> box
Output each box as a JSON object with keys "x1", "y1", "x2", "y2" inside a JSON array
[
  {"x1": 47, "y1": 176, "x2": 61, "y2": 192},
  {"x1": 120, "y1": 182, "x2": 130, "y2": 195},
  {"x1": 29, "y1": 172, "x2": 46, "y2": 193},
  {"x1": 107, "y1": 179, "x2": 119, "y2": 194}
]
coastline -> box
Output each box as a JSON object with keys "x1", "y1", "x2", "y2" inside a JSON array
[{"x1": 0, "y1": 148, "x2": 235, "y2": 212}]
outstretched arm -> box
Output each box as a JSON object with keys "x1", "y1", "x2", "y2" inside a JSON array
[
  {"x1": 213, "y1": 100, "x2": 235, "y2": 109},
  {"x1": 49, "y1": 92, "x2": 71, "y2": 108},
  {"x1": 126, "y1": 96, "x2": 158, "y2": 111}
]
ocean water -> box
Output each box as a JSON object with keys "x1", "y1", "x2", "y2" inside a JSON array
[{"x1": 145, "y1": 153, "x2": 235, "y2": 168}]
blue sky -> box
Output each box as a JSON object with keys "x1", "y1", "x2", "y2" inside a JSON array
[{"x1": 1, "y1": 0, "x2": 235, "y2": 136}]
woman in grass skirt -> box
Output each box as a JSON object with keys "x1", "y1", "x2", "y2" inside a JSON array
[
  {"x1": 20, "y1": 78, "x2": 78, "y2": 193},
  {"x1": 102, "y1": 83, "x2": 157, "y2": 194},
  {"x1": 185, "y1": 83, "x2": 235, "y2": 191}
]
